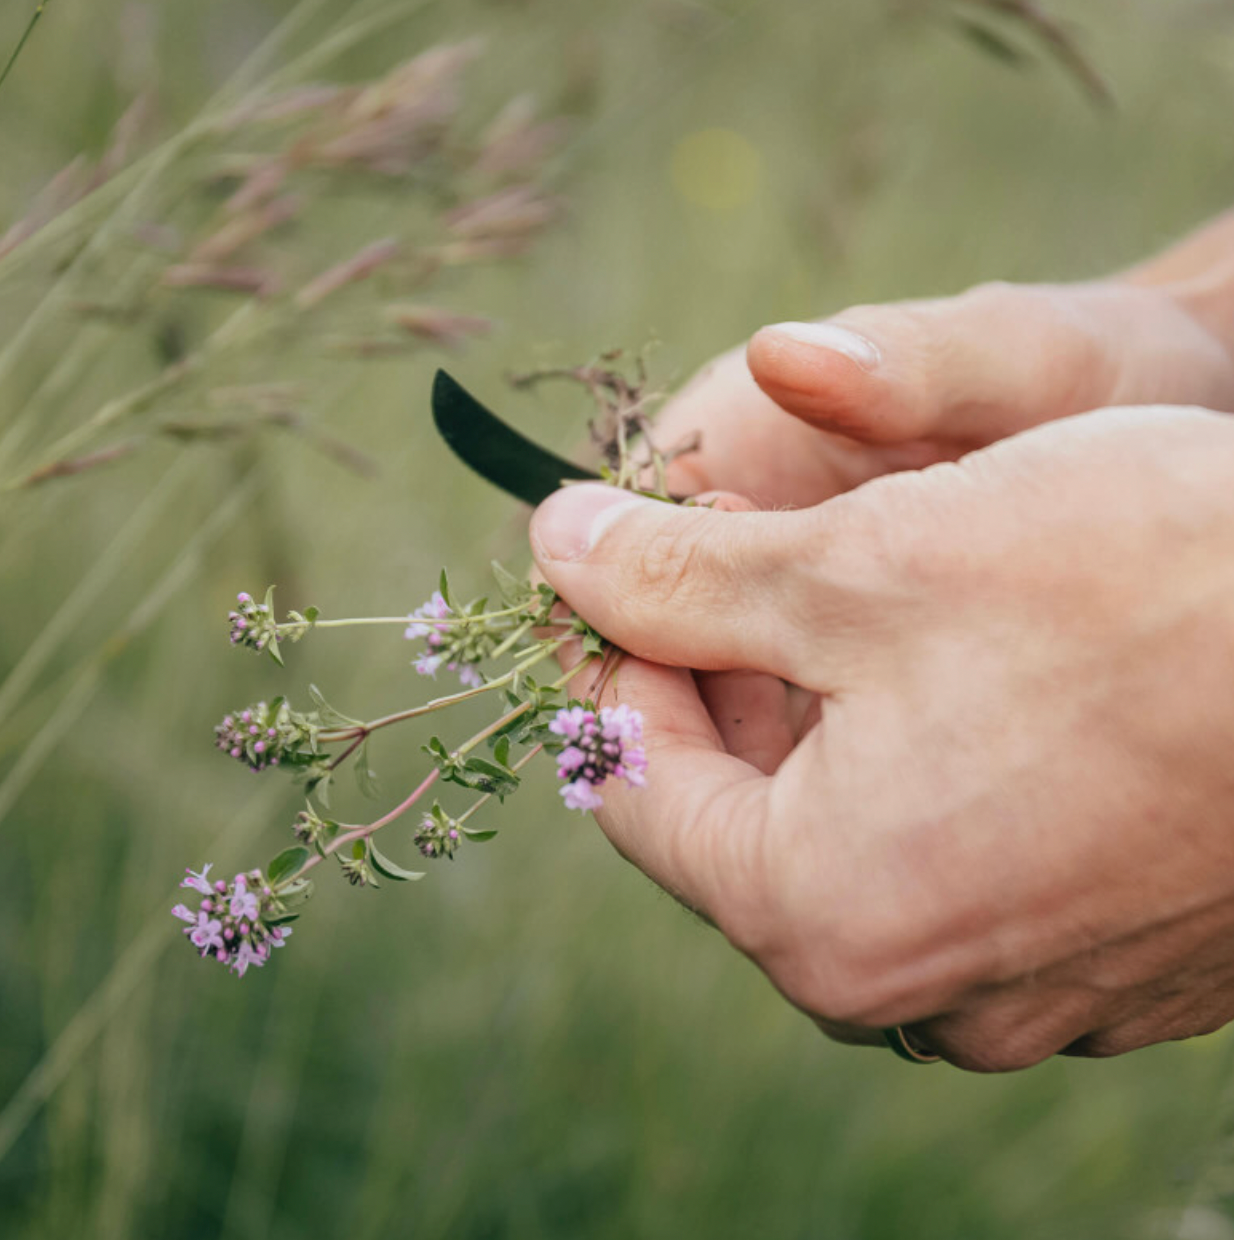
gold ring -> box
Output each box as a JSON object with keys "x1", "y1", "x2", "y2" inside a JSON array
[{"x1": 883, "y1": 1025, "x2": 942, "y2": 1064}]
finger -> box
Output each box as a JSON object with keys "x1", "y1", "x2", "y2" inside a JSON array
[
  {"x1": 530, "y1": 484, "x2": 870, "y2": 691},
  {"x1": 1062, "y1": 986, "x2": 1234, "y2": 1058},
  {"x1": 694, "y1": 670, "x2": 796, "y2": 775},
  {"x1": 748, "y1": 280, "x2": 1234, "y2": 449},
  {"x1": 582, "y1": 655, "x2": 773, "y2": 937},
  {"x1": 910, "y1": 985, "x2": 1101, "y2": 1073},
  {"x1": 655, "y1": 347, "x2": 899, "y2": 507}
]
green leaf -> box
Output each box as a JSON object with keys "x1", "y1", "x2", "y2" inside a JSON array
[
  {"x1": 266, "y1": 912, "x2": 301, "y2": 927},
  {"x1": 307, "y1": 683, "x2": 361, "y2": 727},
  {"x1": 438, "y1": 568, "x2": 453, "y2": 609},
  {"x1": 307, "y1": 767, "x2": 333, "y2": 807},
  {"x1": 492, "y1": 735, "x2": 511, "y2": 767},
  {"x1": 461, "y1": 826, "x2": 498, "y2": 842},
  {"x1": 491, "y1": 560, "x2": 531, "y2": 606},
  {"x1": 423, "y1": 736, "x2": 452, "y2": 774},
  {"x1": 369, "y1": 840, "x2": 425, "y2": 882},
  {"x1": 354, "y1": 738, "x2": 381, "y2": 800},
  {"x1": 304, "y1": 605, "x2": 320, "y2": 624},
  {"x1": 278, "y1": 877, "x2": 315, "y2": 908},
  {"x1": 455, "y1": 755, "x2": 520, "y2": 797},
  {"x1": 268, "y1": 845, "x2": 310, "y2": 886}
]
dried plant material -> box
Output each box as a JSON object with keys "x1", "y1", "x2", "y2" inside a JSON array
[
  {"x1": 0, "y1": 37, "x2": 569, "y2": 493},
  {"x1": 224, "y1": 158, "x2": 292, "y2": 215},
  {"x1": 0, "y1": 157, "x2": 90, "y2": 260},
  {"x1": 19, "y1": 442, "x2": 139, "y2": 488},
  {"x1": 385, "y1": 304, "x2": 493, "y2": 350},
  {"x1": 217, "y1": 84, "x2": 348, "y2": 131},
  {"x1": 190, "y1": 195, "x2": 301, "y2": 264},
  {"x1": 446, "y1": 185, "x2": 563, "y2": 241},
  {"x1": 474, "y1": 95, "x2": 568, "y2": 180},
  {"x1": 161, "y1": 264, "x2": 279, "y2": 296},
  {"x1": 296, "y1": 238, "x2": 401, "y2": 309}
]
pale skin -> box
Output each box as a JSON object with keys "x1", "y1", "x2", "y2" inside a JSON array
[{"x1": 529, "y1": 211, "x2": 1234, "y2": 1071}]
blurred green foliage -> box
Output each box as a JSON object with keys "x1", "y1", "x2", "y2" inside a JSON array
[{"x1": 2, "y1": 1, "x2": 1234, "y2": 1237}]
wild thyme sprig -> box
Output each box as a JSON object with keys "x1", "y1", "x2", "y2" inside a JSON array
[
  {"x1": 180, "y1": 350, "x2": 689, "y2": 979},
  {"x1": 280, "y1": 652, "x2": 595, "y2": 887}
]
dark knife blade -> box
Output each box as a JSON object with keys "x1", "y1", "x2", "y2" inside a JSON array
[{"x1": 430, "y1": 369, "x2": 601, "y2": 507}]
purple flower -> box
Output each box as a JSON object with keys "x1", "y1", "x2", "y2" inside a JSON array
[
  {"x1": 189, "y1": 912, "x2": 225, "y2": 954},
  {"x1": 414, "y1": 652, "x2": 443, "y2": 678},
  {"x1": 230, "y1": 890, "x2": 260, "y2": 920},
  {"x1": 173, "y1": 864, "x2": 295, "y2": 979},
  {"x1": 561, "y1": 779, "x2": 605, "y2": 811},
  {"x1": 180, "y1": 864, "x2": 214, "y2": 895},
  {"x1": 549, "y1": 703, "x2": 647, "y2": 811},
  {"x1": 415, "y1": 809, "x2": 462, "y2": 859},
  {"x1": 230, "y1": 941, "x2": 267, "y2": 978},
  {"x1": 405, "y1": 591, "x2": 451, "y2": 643},
  {"x1": 215, "y1": 699, "x2": 309, "y2": 771},
  {"x1": 455, "y1": 663, "x2": 483, "y2": 689},
  {"x1": 229, "y1": 590, "x2": 280, "y2": 654},
  {"x1": 407, "y1": 591, "x2": 484, "y2": 687}
]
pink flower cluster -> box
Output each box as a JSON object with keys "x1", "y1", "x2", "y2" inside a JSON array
[
  {"x1": 415, "y1": 811, "x2": 461, "y2": 859},
  {"x1": 550, "y1": 703, "x2": 648, "y2": 811},
  {"x1": 172, "y1": 863, "x2": 292, "y2": 978},
  {"x1": 215, "y1": 706, "x2": 283, "y2": 771},
  {"x1": 228, "y1": 591, "x2": 279, "y2": 654},
  {"x1": 405, "y1": 591, "x2": 483, "y2": 688}
]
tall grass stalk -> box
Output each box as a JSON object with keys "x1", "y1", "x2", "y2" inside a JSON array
[{"x1": 0, "y1": 3, "x2": 52, "y2": 95}]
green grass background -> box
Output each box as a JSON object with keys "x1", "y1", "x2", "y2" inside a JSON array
[{"x1": 2, "y1": 1, "x2": 1234, "y2": 1236}]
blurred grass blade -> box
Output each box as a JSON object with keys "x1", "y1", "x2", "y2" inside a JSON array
[
  {"x1": 0, "y1": 2, "x2": 52, "y2": 95},
  {"x1": 0, "y1": 466, "x2": 258, "y2": 827},
  {"x1": 953, "y1": 16, "x2": 1029, "y2": 66},
  {"x1": 0, "y1": 457, "x2": 191, "y2": 725},
  {"x1": 961, "y1": 0, "x2": 1113, "y2": 106},
  {"x1": 0, "y1": 781, "x2": 284, "y2": 1166}
]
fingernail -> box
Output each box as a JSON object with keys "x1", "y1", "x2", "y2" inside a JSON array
[
  {"x1": 762, "y1": 321, "x2": 881, "y2": 371},
  {"x1": 531, "y1": 484, "x2": 648, "y2": 562}
]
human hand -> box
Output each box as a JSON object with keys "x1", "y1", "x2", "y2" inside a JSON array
[
  {"x1": 655, "y1": 271, "x2": 1234, "y2": 511},
  {"x1": 530, "y1": 405, "x2": 1234, "y2": 1070}
]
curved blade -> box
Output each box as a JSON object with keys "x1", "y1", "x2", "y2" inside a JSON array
[{"x1": 430, "y1": 369, "x2": 601, "y2": 506}]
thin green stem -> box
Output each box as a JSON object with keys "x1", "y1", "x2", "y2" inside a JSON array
[
  {"x1": 454, "y1": 653, "x2": 592, "y2": 759},
  {"x1": 0, "y1": 3, "x2": 51, "y2": 95},
  {"x1": 283, "y1": 652, "x2": 594, "y2": 888},
  {"x1": 487, "y1": 619, "x2": 535, "y2": 661},
  {"x1": 279, "y1": 768, "x2": 440, "y2": 887},
  {"x1": 284, "y1": 602, "x2": 565, "y2": 633},
  {"x1": 314, "y1": 639, "x2": 567, "y2": 745}
]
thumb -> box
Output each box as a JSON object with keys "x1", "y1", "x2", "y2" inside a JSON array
[{"x1": 530, "y1": 484, "x2": 856, "y2": 690}]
